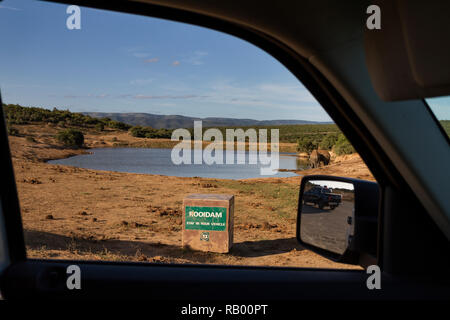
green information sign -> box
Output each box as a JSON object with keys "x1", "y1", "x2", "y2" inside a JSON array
[{"x1": 185, "y1": 206, "x2": 227, "y2": 231}]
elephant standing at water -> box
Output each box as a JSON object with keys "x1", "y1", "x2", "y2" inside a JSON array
[{"x1": 309, "y1": 149, "x2": 331, "y2": 168}]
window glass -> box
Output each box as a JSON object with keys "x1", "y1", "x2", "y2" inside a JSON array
[
  {"x1": 426, "y1": 97, "x2": 450, "y2": 138},
  {"x1": 1, "y1": 0, "x2": 373, "y2": 269}
]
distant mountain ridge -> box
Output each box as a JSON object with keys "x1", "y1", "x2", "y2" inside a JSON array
[{"x1": 82, "y1": 112, "x2": 333, "y2": 129}]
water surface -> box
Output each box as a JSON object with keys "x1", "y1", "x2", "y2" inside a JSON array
[{"x1": 48, "y1": 148, "x2": 309, "y2": 179}]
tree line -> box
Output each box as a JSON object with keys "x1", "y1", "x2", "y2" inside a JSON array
[
  {"x1": 3, "y1": 103, "x2": 131, "y2": 131},
  {"x1": 3, "y1": 103, "x2": 357, "y2": 153}
]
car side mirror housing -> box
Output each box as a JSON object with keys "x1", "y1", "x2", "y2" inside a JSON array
[{"x1": 296, "y1": 175, "x2": 379, "y2": 267}]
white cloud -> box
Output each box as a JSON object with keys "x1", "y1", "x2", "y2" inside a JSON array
[
  {"x1": 259, "y1": 83, "x2": 317, "y2": 103},
  {"x1": 144, "y1": 58, "x2": 159, "y2": 63},
  {"x1": 130, "y1": 78, "x2": 154, "y2": 85},
  {"x1": 183, "y1": 51, "x2": 208, "y2": 65},
  {"x1": 0, "y1": 5, "x2": 22, "y2": 11},
  {"x1": 132, "y1": 52, "x2": 149, "y2": 58},
  {"x1": 64, "y1": 93, "x2": 110, "y2": 99},
  {"x1": 117, "y1": 94, "x2": 132, "y2": 98},
  {"x1": 123, "y1": 47, "x2": 151, "y2": 59},
  {"x1": 134, "y1": 94, "x2": 199, "y2": 99},
  {"x1": 181, "y1": 79, "x2": 330, "y2": 120}
]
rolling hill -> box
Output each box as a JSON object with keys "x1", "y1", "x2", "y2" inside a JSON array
[{"x1": 82, "y1": 112, "x2": 332, "y2": 129}]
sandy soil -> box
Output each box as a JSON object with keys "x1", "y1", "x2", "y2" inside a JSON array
[{"x1": 8, "y1": 124, "x2": 374, "y2": 269}]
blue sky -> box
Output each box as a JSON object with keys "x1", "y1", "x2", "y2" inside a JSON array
[
  {"x1": 0, "y1": 0, "x2": 329, "y2": 121},
  {"x1": 426, "y1": 97, "x2": 450, "y2": 120},
  {"x1": 0, "y1": 0, "x2": 448, "y2": 121}
]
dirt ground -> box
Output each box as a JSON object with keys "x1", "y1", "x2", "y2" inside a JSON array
[{"x1": 8, "y1": 124, "x2": 374, "y2": 269}]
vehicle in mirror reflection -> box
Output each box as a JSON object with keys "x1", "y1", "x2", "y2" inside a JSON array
[{"x1": 302, "y1": 185, "x2": 343, "y2": 210}]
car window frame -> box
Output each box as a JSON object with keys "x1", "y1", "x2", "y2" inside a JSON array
[
  {"x1": 1, "y1": 1, "x2": 448, "y2": 302},
  {"x1": 1, "y1": 0, "x2": 392, "y2": 271}
]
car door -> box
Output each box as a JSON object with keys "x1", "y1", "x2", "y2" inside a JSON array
[{"x1": 0, "y1": 0, "x2": 449, "y2": 305}]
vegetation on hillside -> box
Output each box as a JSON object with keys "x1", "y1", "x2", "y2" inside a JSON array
[
  {"x1": 129, "y1": 125, "x2": 172, "y2": 139},
  {"x1": 56, "y1": 129, "x2": 84, "y2": 147},
  {"x1": 188, "y1": 124, "x2": 340, "y2": 143},
  {"x1": 440, "y1": 120, "x2": 450, "y2": 137},
  {"x1": 296, "y1": 132, "x2": 354, "y2": 155},
  {"x1": 185, "y1": 124, "x2": 356, "y2": 154},
  {"x1": 8, "y1": 104, "x2": 447, "y2": 155},
  {"x1": 3, "y1": 104, "x2": 131, "y2": 131},
  {"x1": 333, "y1": 133, "x2": 355, "y2": 155},
  {"x1": 82, "y1": 111, "x2": 329, "y2": 129},
  {"x1": 2, "y1": 104, "x2": 354, "y2": 153}
]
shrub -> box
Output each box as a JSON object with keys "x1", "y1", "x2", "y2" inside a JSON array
[
  {"x1": 3, "y1": 104, "x2": 131, "y2": 131},
  {"x1": 108, "y1": 120, "x2": 131, "y2": 131},
  {"x1": 129, "y1": 126, "x2": 171, "y2": 139},
  {"x1": 26, "y1": 136, "x2": 36, "y2": 143},
  {"x1": 95, "y1": 123, "x2": 104, "y2": 131},
  {"x1": 440, "y1": 120, "x2": 450, "y2": 138},
  {"x1": 319, "y1": 133, "x2": 338, "y2": 150},
  {"x1": 333, "y1": 133, "x2": 355, "y2": 155},
  {"x1": 129, "y1": 126, "x2": 146, "y2": 138},
  {"x1": 7, "y1": 126, "x2": 19, "y2": 136},
  {"x1": 56, "y1": 129, "x2": 84, "y2": 147},
  {"x1": 297, "y1": 136, "x2": 318, "y2": 153}
]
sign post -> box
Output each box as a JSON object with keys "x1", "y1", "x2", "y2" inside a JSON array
[{"x1": 182, "y1": 194, "x2": 234, "y2": 253}]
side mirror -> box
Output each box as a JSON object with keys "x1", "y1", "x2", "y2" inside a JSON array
[{"x1": 296, "y1": 175, "x2": 379, "y2": 267}]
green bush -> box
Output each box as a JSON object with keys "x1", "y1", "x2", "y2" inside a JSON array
[
  {"x1": 108, "y1": 120, "x2": 131, "y2": 131},
  {"x1": 56, "y1": 129, "x2": 84, "y2": 147},
  {"x1": 3, "y1": 104, "x2": 130, "y2": 131},
  {"x1": 7, "y1": 126, "x2": 19, "y2": 136},
  {"x1": 129, "y1": 126, "x2": 171, "y2": 139},
  {"x1": 95, "y1": 123, "x2": 104, "y2": 131},
  {"x1": 199, "y1": 123, "x2": 341, "y2": 143},
  {"x1": 318, "y1": 133, "x2": 338, "y2": 150},
  {"x1": 440, "y1": 120, "x2": 450, "y2": 138},
  {"x1": 297, "y1": 136, "x2": 318, "y2": 153},
  {"x1": 333, "y1": 133, "x2": 355, "y2": 155},
  {"x1": 129, "y1": 126, "x2": 145, "y2": 138}
]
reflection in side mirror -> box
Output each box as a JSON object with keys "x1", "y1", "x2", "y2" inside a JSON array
[
  {"x1": 297, "y1": 175, "x2": 379, "y2": 266},
  {"x1": 300, "y1": 180, "x2": 355, "y2": 255}
]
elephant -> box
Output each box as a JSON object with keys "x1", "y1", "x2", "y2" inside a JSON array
[{"x1": 309, "y1": 149, "x2": 331, "y2": 168}]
